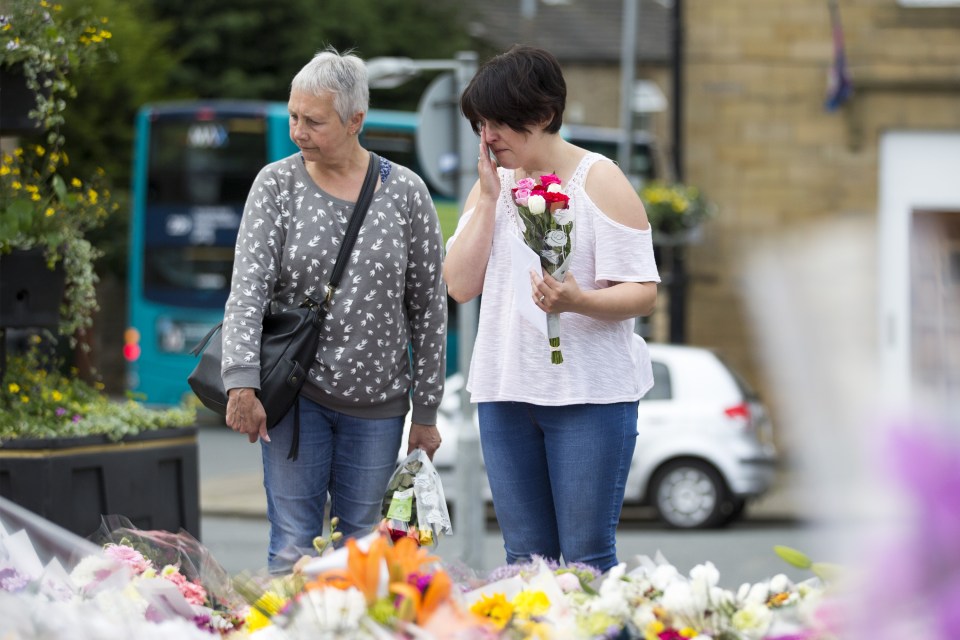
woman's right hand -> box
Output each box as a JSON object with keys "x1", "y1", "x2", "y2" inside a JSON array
[
  {"x1": 477, "y1": 137, "x2": 499, "y2": 202},
  {"x1": 226, "y1": 387, "x2": 269, "y2": 444}
]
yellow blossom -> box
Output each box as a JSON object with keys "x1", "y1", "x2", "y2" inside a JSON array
[
  {"x1": 8, "y1": 383, "x2": 20, "y2": 394},
  {"x1": 20, "y1": 395, "x2": 30, "y2": 404},
  {"x1": 71, "y1": 178, "x2": 82, "y2": 188},
  {"x1": 512, "y1": 590, "x2": 550, "y2": 618},
  {"x1": 88, "y1": 189, "x2": 98, "y2": 204},
  {"x1": 0, "y1": 166, "x2": 9, "y2": 176},
  {"x1": 470, "y1": 593, "x2": 514, "y2": 630},
  {"x1": 12, "y1": 181, "x2": 22, "y2": 190},
  {"x1": 680, "y1": 627, "x2": 699, "y2": 638},
  {"x1": 30, "y1": 193, "x2": 41, "y2": 201},
  {"x1": 34, "y1": 145, "x2": 45, "y2": 157},
  {"x1": 51, "y1": 390, "x2": 63, "y2": 402}
]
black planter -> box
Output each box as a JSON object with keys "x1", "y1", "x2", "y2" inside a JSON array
[
  {"x1": 0, "y1": 248, "x2": 66, "y2": 329},
  {"x1": 0, "y1": 67, "x2": 44, "y2": 134},
  {"x1": 0, "y1": 426, "x2": 201, "y2": 539}
]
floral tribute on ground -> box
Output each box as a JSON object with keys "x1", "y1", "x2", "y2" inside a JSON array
[
  {"x1": 0, "y1": 491, "x2": 840, "y2": 639},
  {"x1": 513, "y1": 174, "x2": 573, "y2": 364}
]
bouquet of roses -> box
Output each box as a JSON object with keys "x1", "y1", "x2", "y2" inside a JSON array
[{"x1": 513, "y1": 174, "x2": 574, "y2": 364}]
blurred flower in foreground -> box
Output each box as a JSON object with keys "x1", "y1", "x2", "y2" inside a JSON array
[{"x1": 856, "y1": 426, "x2": 960, "y2": 639}]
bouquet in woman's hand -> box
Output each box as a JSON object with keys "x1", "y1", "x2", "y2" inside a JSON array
[
  {"x1": 380, "y1": 448, "x2": 452, "y2": 547},
  {"x1": 513, "y1": 174, "x2": 574, "y2": 364}
]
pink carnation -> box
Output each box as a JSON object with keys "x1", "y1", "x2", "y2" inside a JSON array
[{"x1": 162, "y1": 566, "x2": 208, "y2": 606}]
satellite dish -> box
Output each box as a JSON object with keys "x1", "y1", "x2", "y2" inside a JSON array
[{"x1": 416, "y1": 72, "x2": 458, "y2": 198}]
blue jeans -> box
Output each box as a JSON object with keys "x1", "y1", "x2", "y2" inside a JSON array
[
  {"x1": 261, "y1": 397, "x2": 404, "y2": 573},
  {"x1": 478, "y1": 401, "x2": 638, "y2": 572}
]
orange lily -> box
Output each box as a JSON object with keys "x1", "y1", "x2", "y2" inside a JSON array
[
  {"x1": 385, "y1": 536, "x2": 439, "y2": 583},
  {"x1": 346, "y1": 535, "x2": 387, "y2": 605},
  {"x1": 388, "y1": 569, "x2": 454, "y2": 626}
]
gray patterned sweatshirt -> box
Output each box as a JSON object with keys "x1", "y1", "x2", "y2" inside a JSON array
[{"x1": 220, "y1": 154, "x2": 446, "y2": 425}]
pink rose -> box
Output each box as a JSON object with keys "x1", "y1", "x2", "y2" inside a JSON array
[
  {"x1": 516, "y1": 177, "x2": 536, "y2": 190},
  {"x1": 540, "y1": 174, "x2": 561, "y2": 188},
  {"x1": 514, "y1": 188, "x2": 532, "y2": 206},
  {"x1": 104, "y1": 544, "x2": 152, "y2": 575}
]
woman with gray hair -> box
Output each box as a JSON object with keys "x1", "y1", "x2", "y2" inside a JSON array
[{"x1": 221, "y1": 48, "x2": 447, "y2": 573}]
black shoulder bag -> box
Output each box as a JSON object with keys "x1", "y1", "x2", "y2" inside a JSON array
[{"x1": 188, "y1": 152, "x2": 380, "y2": 460}]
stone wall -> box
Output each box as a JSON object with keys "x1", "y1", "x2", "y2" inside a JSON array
[{"x1": 682, "y1": 0, "x2": 960, "y2": 408}]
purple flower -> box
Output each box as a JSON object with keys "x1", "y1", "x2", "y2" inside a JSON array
[
  {"x1": 0, "y1": 567, "x2": 29, "y2": 592},
  {"x1": 72, "y1": 414, "x2": 81, "y2": 422},
  {"x1": 55, "y1": 407, "x2": 66, "y2": 417}
]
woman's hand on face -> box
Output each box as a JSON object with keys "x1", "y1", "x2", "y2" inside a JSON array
[
  {"x1": 226, "y1": 388, "x2": 270, "y2": 444},
  {"x1": 407, "y1": 423, "x2": 441, "y2": 461},
  {"x1": 477, "y1": 137, "x2": 499, "y2": 201}
]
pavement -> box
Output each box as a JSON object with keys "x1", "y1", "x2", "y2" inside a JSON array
[{"x1": 197, "y1": 422, "x2": 802, "y2": 523}]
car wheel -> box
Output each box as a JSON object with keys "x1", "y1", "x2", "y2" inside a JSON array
[{"x1": 651, "y1": 460, "x2": 732, "y2": 529}]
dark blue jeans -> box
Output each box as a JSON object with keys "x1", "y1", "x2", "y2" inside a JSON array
[
  {"x1": 478, "y1": 401, "x2": 638, "y2": 573},
  {"x1": 261, "y1": 397, "x2": 404, "y2": 573}
]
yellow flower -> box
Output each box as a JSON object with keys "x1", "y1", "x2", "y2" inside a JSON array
[
  {"x1": 0, "y1": 166, "x2": 9, "y2": 177},
  {"x1": 88, "y1": 189, "x2": 99, "y2": 204},
  {"x1": 34, "y1": 145, "x2": 45, "y2": 157},
  {"x1": 45, "y1": 207, "x2": 56, "y2": 217},
  {"x1": 20, "y1": 395, "x2": 30, "y2": 404},
  {"x1": 51, "y1": 390, "x2": 63, "y2": 402},
  {"x1": 470, "y1": 593, "x2": 514, "y2": 630},
  {"x1": 31, "y1": 193, "x2": 41, "y2": 201},
  {"x1": 12, "y1": 181, "x2": 22, "y2": 190},
  {"x1": 512, "y1": 590, "x2": 550, "y2": 618},
  {"x1": 645, "y1": 620, "x2": 665, "y2": 640},
  {"x1": 7, "y1": 383, "x2": 20, "y2": 394},
  {"x1": 71, "y1": 178, "x2": 82, "y2": 188},
  {"x1": 679, "y1": 627, "x2": 699, "y2": 638}
]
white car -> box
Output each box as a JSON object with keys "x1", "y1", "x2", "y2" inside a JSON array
[{"x1": 405, "y1": 342, "x2": 778, "y2": 530}]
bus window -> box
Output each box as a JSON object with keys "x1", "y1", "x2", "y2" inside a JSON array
[{"x1": 142, "y1": 115, "x2": 267, "y2": 308}]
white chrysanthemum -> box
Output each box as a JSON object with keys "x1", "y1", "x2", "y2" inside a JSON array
[
  {"x1": 290, "y1": 586, "x2": 368, "y2": 633},
  {"x1": 69, "y1": 555, "x2": 116, "y2": 589},
  {"x1": 731, "y1": 602, "x2": 773, "y2": 638},
  {"x1": 649, "y1": 563, "x2": 682, "y2": 592},
  {"x1": 769, "y1": 573, "x2": 792, "y2": 593}
]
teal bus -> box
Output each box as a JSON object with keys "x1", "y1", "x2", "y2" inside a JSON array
[{"x1": 125, "y1": 100, "x2": 459, "y2": 406}]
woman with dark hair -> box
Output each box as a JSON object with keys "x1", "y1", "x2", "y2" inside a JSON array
[{"x1": 444, "y1": 45, "x2": 660, "y2": 572}]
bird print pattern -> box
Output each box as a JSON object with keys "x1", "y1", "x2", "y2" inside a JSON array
[{"x1": 220, "y1": 154, "x2": 446, "y2": 422}]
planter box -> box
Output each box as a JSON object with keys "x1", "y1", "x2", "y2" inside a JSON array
[{"x1": 0, "y1": 427, "x2": 200, "y2": 539}]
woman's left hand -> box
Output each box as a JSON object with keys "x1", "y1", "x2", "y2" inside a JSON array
[
  {"x1": 407, "y1": 423, "x2": 442, "y2": 461},
  {"x1": 532, "y1": 270, "x2": 583, "y2": 313}
]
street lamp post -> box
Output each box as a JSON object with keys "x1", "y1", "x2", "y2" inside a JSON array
[{"x1": 367, "y1": 52, "x2": 484, "y2": 568}]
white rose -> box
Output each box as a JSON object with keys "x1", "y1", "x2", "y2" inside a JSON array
[
  {"x1": 527, "y1": 194, "x2": 546, "y2": 214},
  {"x1": 553, "y1": 208, "x2": 574, "y2": 225},
  {"x1": 546, "y1": 183, "x2": 563, "y2": 193},
  {"x1": 545, "y1": 229, "x2": 568, "y2": 248}
]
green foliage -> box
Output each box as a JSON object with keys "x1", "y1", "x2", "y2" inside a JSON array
[
  {"x1": 145, "y1": 0, "x2": 473, "y2": 106},
  {"x1": 0, "y1": 339, "x2": 195, "y2": 441}
]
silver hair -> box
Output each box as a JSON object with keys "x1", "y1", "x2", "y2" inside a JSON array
[{"x1": 290, "y1": 46, "x2": 369, "y2": 127}]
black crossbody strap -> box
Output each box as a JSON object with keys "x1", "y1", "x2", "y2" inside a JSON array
[
  {"x1": 324, "y1": 151, "x2": 379, "y2": 304},
  {"x1": 287, "y1": 152, "x2": 379, "y2": 462}
]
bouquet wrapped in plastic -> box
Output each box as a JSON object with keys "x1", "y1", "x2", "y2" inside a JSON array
[{"x1": 380, "y1": 448, "x2": 452, "y2": 547}]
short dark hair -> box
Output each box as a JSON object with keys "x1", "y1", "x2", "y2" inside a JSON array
[{"x1": 460, "y1": 45, "x2": 566, "y2": 136}]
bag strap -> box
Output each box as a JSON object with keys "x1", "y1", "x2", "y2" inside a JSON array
[
  {"x1": 286, "y1": 152, "x2": 379, "y2": 462},
  {"x1": 322, "y1": 151, "x2": 379, "y2": 305}
]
